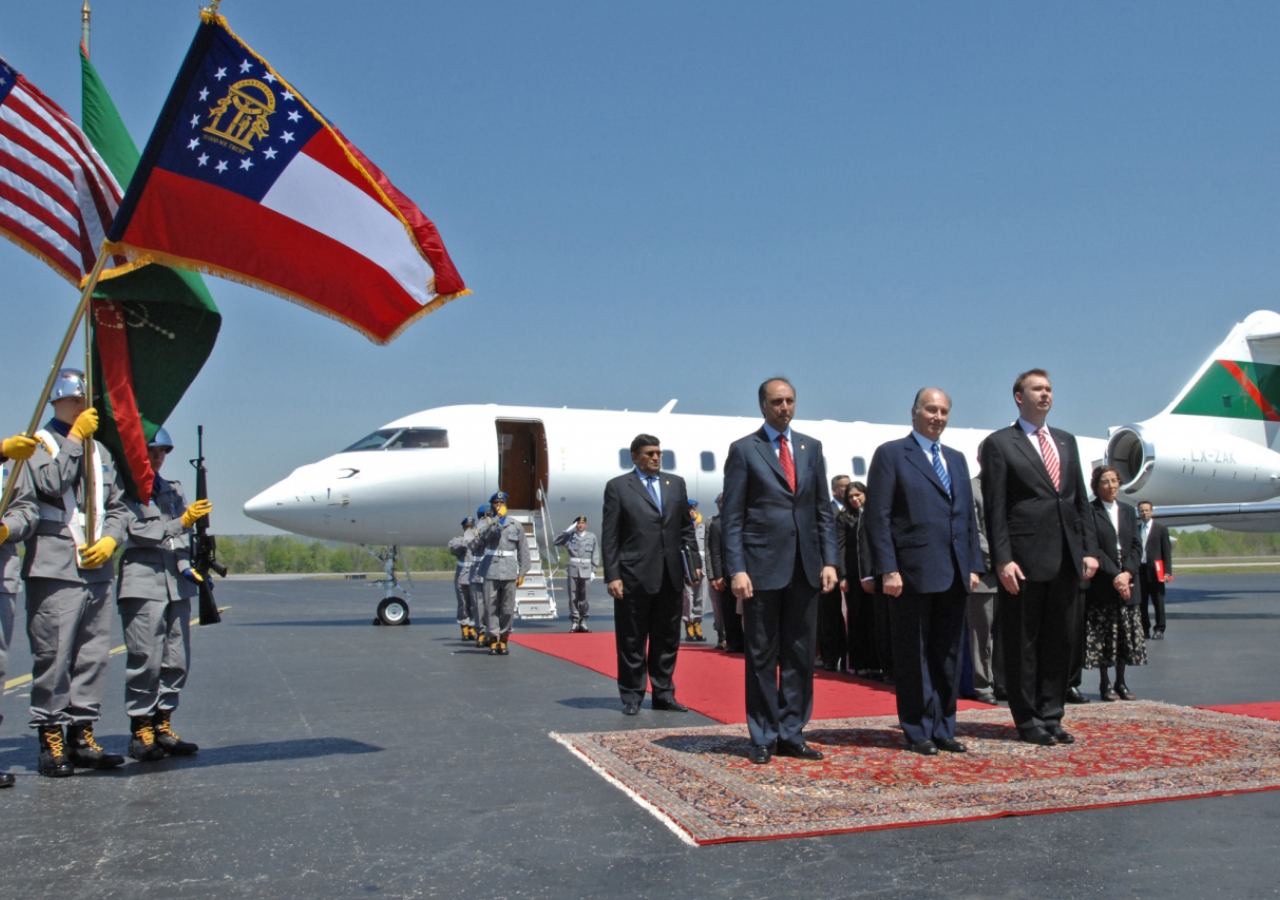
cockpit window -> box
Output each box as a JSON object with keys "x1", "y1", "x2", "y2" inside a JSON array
[
  {"x1": 342, "y1": 428, "x2": 448, "y2": 452},
  {"x1": 343, "y1": 429, "x2": 399, "y2": 452},
  {"x1": 385, "y1": 428, "x2": 448, "y2": 449}
]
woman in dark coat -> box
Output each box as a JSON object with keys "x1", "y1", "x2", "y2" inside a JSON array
[
  {"x1": 838, "y1": 482, "x2": 881, "y2": 676},
  {"x1": 1084, "y1": 466, "x2": 1146, "y2": 700}
]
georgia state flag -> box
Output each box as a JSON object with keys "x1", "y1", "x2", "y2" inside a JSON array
[{"x1": 104, "y1": 11, "x2": 468, "y2": 344}]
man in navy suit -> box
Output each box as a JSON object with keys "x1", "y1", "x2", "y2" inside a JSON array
[
  {"x1": 722, "y1": 378, "x2": 839, "y2": 765},
  {"x1": 602, "y1": 434, "x2": 701, "y2": 716},
  {"x1": 864, "y1": 388, "x2": 984, "y2": 755}
]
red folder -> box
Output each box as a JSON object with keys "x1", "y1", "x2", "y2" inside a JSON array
[{"x1": 1155, "y1": 559, "x2": 1165, "y2": 581}]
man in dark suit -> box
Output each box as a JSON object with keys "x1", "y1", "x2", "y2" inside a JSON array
[
  {"x1": 723, "y1": 378, "x2": 839, "y2": 764},
  {"x1": 865, "y1": 388, "x2": 983, "y2": 755},
  {"x1": 1136, "y1": 501, "x2": 1173, "y2": 640},
  {"x1": 602, "y1": 434, "x2": 701, "y2": 716},
  {"x1": 818, "y1": 474, "x2": 851, "y2": 671},
  {"x1": 706, "y1": 493, "x2": 744, "y2": 653},
  {"x1": 981, "y1": 369, "x2": 1099, "y2": 747}
]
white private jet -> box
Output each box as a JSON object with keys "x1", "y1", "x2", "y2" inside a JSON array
[{"x1": 244, "y1": 310, "x2": 1280, "y2": 617}]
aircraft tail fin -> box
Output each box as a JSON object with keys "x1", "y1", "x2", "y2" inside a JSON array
[{"x1": 1155, "y1": 310, "x2": 1280, "y2": 447}]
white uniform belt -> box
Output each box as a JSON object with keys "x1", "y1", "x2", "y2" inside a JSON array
[{"x1": 492, "y1": 550, "x2": 516, "y2": 557}]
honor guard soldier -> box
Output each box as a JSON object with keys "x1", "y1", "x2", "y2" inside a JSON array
[
  {"x1": 116, "y1": 427, "x2": 211, "y2": 762},
  {"x1": 448, "y1": 516, "x2": 478, "y2": 641},
  {"x1": 474, "y1": 492, "x2": 529, "y2": 655},
  {"x1": 24, "y1": 369, "x2": 130, "y2": 776},
  {"x1": 470, "y1": 504, "x2": 491, "y2": 647},
  {"x1": 0, "y1": 432, "x2": 40, "y2": 788},
  {"x1": 683, "y1": 500, "x2": 709, "y2": 641},
  {"x1": 555, "y1": 516, "x2": 601, "y2": 632}
]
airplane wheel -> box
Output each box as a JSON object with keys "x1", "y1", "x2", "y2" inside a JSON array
[{"x1": 377, "y1": 597, "x2": 410, "y2": 626}]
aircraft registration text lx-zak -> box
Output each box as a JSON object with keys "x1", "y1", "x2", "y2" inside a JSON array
[{"x1": 244, "y1": 310, "x2": 1280, "y2": 545}]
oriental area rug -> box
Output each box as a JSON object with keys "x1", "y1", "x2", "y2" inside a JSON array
[{"x1": 551, "y1": 701, "x2": 1280, "y2": 845}]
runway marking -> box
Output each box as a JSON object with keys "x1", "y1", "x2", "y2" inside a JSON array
[{"x1": 2, "y1": 606, "x2": 230, "y2": 693}]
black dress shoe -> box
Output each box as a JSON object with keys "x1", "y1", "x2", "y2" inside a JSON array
[
  {"x1": 1100, "y1": 687, "x2": 1119, "y2": 702},
  {"x1": 1046, "y1": 724, "x2": 1075, "y2": 744},
  {"x1": 934, "y1": 737, "x2": 968, "y2": 753},
  {"x1": 776, "y1": 740, "x2": 823, "y2": 760},
  {"x1": 1020, "y1": 727, "x2": 1057, "y2": 746},
  {"x1": 1151, "y1": 630, "x2": 1164, "y2": 640},
  {"x1": 0, "y1": 771, "x2": 14, "y2": 788},
  {"x1": 822, "y1": 661, "x2": 839, "y2": 672},
  {"x1": 906, "y1": 739, "x2": 938, "y2": 755},
  {"x1": 651, "y1": 698, "x2": 689, "y2": 712},
  {"x1": 622, "y1": 702, "x2": 640, "y2": 716},
  {"x1": 578, "y1": 624, "x2": 591, "y2": 633},
  {"x1": 748, "y1": 744, "x2": 773, "y2": 764},
  {"x1": 1116, "y1": 684, "x2": 1137, "y2": 701},
  {"x1": 725, "y1": 644, "x2": 744, "y2": 654},
  {"x1": 1066, "y1": 687, "x2": 1090, "y2": 704}
]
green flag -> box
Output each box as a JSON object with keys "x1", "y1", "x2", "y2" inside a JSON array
[{"x1": 81, "y1": 44, "x2": 221, "y2": 503}]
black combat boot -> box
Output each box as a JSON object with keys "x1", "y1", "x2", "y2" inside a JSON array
[
  {"x1": 128, "y1": 716, "x2": 167, "y2": 761},
  {"x1": 153, "y1": 709, "x2": 198, "y2": 756},
  {"x1": 66, "y1": 723, "x2": 125, "y2": 769},
  {"x1": 37, "y1": 725, "x2": 74, "y2": 778}
]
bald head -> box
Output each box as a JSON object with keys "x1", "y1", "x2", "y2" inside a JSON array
[{"x1": 911, "y1": 388, "x2": 951, "y2": 442}]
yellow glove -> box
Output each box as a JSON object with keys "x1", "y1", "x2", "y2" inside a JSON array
[
  {"x1": 181, "y1": 499, "x2": 213, "y2": 528},
  {"x1": 70, "y1": 408, "x2": 99, "y2": 441},
  {"x1": 517, "y1": 575, "x2": 524, "y2": 587},
  {"x1": 1, "y1": 434, "x2": 36, "y2": 460},
  {"x1": 0, "y1": 524, "x2": 9, "y2": 544},
  {"x1": 78, "y1": 535, "x2": 117, "y2": 569}
]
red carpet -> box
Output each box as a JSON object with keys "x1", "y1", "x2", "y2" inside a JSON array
[
  {"x1": 1198, "y1": 701, "x2": 1280, "y2": 721},
  {"x1": 511, "y1": 631, "x2": 994, "y2": 723}
]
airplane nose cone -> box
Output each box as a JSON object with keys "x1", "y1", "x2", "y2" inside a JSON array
[{"x1": 243, "y1": 482, "x2": 294, "y2": 530}]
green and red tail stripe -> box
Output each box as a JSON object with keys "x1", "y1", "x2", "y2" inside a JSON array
[{"x1": 1172, "y1": 358, "x2": 1280, "y2": 421}]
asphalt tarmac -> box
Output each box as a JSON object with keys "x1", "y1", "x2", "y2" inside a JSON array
[{"x1": 2, "y1": 573, "x2": 1279, "y2": 900}]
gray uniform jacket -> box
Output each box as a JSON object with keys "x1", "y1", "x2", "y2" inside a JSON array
[
  {"x1": 971, "y1": 475, "x2": 997, "y2": 593},
  {"x1": 23, "y1": 430, "x2": 129, "y2": 584},
  {"x1": 0, "y1": 462, "x2": 40, "y2": 593},
  {"x1": 448, "y1": 528, "x2": 476, "y2": 571},
  {"x1": 118, "y1": 476, "x2": 198, "y2": 603},
  {"x1": 554, "y1": 528, "x2": 600, "y2": 578},
  {"x1": 474, "y1": 516, "x2": 530, "y2": 581}
]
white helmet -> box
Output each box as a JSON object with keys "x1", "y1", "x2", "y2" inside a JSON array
[
  {"x1": 149, "y1": 426, "x2": 174, "y2": 450},
  {"x1": 49, "y1": 368, "x2": 86, "y2": 403}
]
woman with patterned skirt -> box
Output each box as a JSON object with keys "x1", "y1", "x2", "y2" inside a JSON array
[{"x1": 1083, "y1": 466, "x2": 1147, "y2": 701}]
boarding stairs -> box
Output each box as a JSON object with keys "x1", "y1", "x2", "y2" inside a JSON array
[{"x1": 512, "y1": 489, "x2": 561, "y2": 620}]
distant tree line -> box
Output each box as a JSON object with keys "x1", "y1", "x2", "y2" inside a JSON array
[
  {"x1": 215, "y1": 535, "x2": 457, "y2": 575},
  {"x1": 1170, "y1": 529, "x2": 1280, "y2": 558}
]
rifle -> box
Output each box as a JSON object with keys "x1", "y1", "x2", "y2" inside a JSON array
[{"x1": 189, "y1": 425, "x2": 226, "y2": 625}]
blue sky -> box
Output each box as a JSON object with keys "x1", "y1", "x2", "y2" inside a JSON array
[{"x1": 3, "y1": 2, "x2": 1279, "y2": 534}]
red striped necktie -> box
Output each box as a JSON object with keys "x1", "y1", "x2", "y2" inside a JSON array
[
  {"x1": 1037, "y1": 427, "x2": 1061, "y2": 491},
  {"x1": 778, "y1": 434, "x2": 797, "y2": 493}
]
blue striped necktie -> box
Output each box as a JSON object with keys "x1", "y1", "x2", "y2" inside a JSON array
[
  {"x1": 931, "y1": 442, "x2": 952, "y2": 497},
  {"x1": 646, "y1": 476, "x2": 662, "y2": 513}
]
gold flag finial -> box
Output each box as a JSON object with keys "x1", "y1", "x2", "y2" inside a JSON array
[{"x1": 81, "y1": 0, "x2": 91, "y2": 56}]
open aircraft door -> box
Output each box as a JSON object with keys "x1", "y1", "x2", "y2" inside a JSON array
[{"x1": 495, "y1": 420, "x2": 558, "y2": 620}]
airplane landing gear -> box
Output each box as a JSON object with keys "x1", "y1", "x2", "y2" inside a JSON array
[
  {"x1": 365, "y1": 544, "x2": 412, "y2": 626},
  {"x1": 375, "y1": 596, "x2": 410, "y2": 626}
]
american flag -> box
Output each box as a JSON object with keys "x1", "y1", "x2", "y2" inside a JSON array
[{"x1": 0, "y1": 55, "x2": 122, "y2": 285}]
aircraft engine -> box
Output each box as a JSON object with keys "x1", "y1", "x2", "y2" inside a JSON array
[{"x1": 1106, "y1": 422, "x2": 1280, "y2": 505}]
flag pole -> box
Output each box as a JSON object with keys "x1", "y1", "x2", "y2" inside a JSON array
[
  {"x1": 81, "y1": 1, "x2": 91, "y2": 57},
  {"x1": 0, "y1": 243, "x2": 112, "y2": 521},
  {"x1": 83, "y1": 280, "x2": 99, "y2": 546}
]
